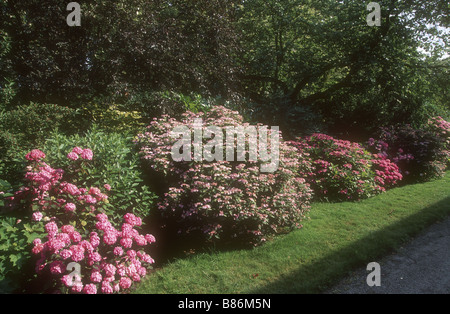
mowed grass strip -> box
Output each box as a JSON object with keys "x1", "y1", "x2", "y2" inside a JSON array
[{"x1": 133, "y1": 172, "x2": 450, "y2": 294}]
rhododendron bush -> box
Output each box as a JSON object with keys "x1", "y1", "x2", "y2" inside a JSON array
[
  {"x1": 9, "y1": 148, "x2": 156, "y2": 294},
  {"x1": 135, "y1": 106, "x2": 313, "y2": 246},
  {"x1": 288, "y1": 134, "x2": 402, "y2": 201},
  {"x1": 367, "y1": 118, "x2": 449, "y2": 183}
]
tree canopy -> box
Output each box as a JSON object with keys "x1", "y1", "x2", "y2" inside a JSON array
[
  {"x1": 1, "y1": 0, "x2": 241, "y2": 106},
  {"x1": 236, "y1": 0, "x2": 449, "y2": 138},
  {"x1": 1, "y1": 0, "x2": 448, "y2": 137}
]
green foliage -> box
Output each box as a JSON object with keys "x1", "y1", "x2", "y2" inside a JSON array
[
  {"x1": 0, "y1": 79, "x2": 16, "y2": 108},
  {"x1": 78, "y1": 102, "x2": 145, "y2": 135},
  {"x1": 0, "y1": 29, "x2": 15, "y2": 108},
  {"x1": 0, "y1": 102, "x2": 79, "y2": 185},
  {"x1": 42, "y1": 127, "x2": 157, "y2": 221},
  {"x1": 117, "y1": 90, "x2": 224, "y2": 124},
  {"x1": 0, "y1": 215, "x2": 43, "y2": 293},
  {"x1": 0, "y1": 102, "x2": 79, "y2": 145},
  {"x1": 2, "y1": 0, "x2": 447, "y2": 138},
  {"x1": 0, "y1": 179, "x2": 13, "y2": 208},
  {"x1": 160, "y1": 91, "x2": 215, "y2": 114}
]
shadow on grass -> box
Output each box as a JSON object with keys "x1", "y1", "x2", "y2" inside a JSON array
[
  {"x1": 142, "y1": 212, "x2": 255, "y2": 269},
  {"x1": 248, "y1": 196, "x2": 450, "y2": 294}
]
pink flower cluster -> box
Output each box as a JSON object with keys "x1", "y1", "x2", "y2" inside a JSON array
[
  {"x1": 368, "y1": 138, "x2": 415, "y2": 165},
  {"x1": 2, "y1": 158, "x2": 63, "y2": 212},
  {"x1": 428, "y1": 116, "x2": 450, "y2": 166},
  {"x1": 24, "y1": 162, "x2": 64, "y2": 197},
  {"x1": 8, "y1": 147, "x2": 99, "y2": 213},
  {"x1": 67, "y1": 147, "x2": 93, "y2": 161},
  {"x1": 18, "y1": 147, "x2": 156, "y2": 293},
  {"x1": 25, "y1": 149, "x2": 46, "y2": 161},
  {"x1": 428, "y1": 116, "x2": 450, "y2": 138},
  {"x1": 32, "y1": 212, "x2": 155, "y2": 294},
  {"x1": 372, "y1": 157, "x2": 403, "y2": 188}
]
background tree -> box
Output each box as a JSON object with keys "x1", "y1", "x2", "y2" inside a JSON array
[
  {"x1": 235, "y1": 0, "x2": 449, "y2": 139},
  {"x1": 0, "y1": 0, "x2": 242, "y2": 114}
]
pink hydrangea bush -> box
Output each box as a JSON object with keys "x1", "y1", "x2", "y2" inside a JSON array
[
  {"x1": 135, "y1": 106, "x2": 313, "y2": 246},
  {"x1": 15, "y1": 148, "x2": 156, "y2": 293},
  {"x1": 427, "y1": 116, "x2": 450, "y2": 166},
  {"x1": 288, "y1": 133, "x2": 402, "y2": 201}
]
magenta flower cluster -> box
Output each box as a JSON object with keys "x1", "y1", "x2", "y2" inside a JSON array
[
  {"x1": 25, "y1": 149, "x2": 46, "y2": 162},
  {"x1": 135, "y1": 106, "x2": 313, "y2": 246},
  {"x1": 288, "y1": 133, "x2": 402, "y2": 201},
  {"x1": 18, "y1": 148, "x2": 156, "y2": 294},
  {"x1": 371, "y1": 158, "x2": 402, "y2": 188}
]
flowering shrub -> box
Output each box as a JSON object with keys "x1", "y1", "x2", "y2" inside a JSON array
[
  {"x1": 427, "y1": 116, "x2": 450, "y2": 166},
  {"x1": 10, "y1": 148, "x2": 156, "y2": 294},
  {"x1": 135, "y1": 106, "x2": 313, "y2": 246},
  {"x1": 41, "y1": 127, "x2": 157, "y2": 221},
  {"x1": 367, "y1": 120, "x2": 449, "y2": 183},
  {"x1": 288, "y1": 133, "x2": 402, "y2": 201}
]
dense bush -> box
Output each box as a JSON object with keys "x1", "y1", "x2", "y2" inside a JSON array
[
  {"x1": 5, "y1": 148, "x2": 156, "y2": 294},
  {"x1": 0, "y1": 96, "x2": 446, "y2": 293},
  {"x1": 135, "y1": 106, "x2": 313, "y2": 246},
  {"x1": 367, "y1": 119, "x2": 449, "y2": 183},
  {"x1": 426, "y1": 116, "x2": 450, "y2": 166},
  {"x1": 41, "y1": 127, "x2": 157, "y2": 221},
  {"x1": 0, "y1": 126, "x2": 157, "y2": 292},
  {"x1": 288, "y1": 134, "x2": 402, "y2": 202}
]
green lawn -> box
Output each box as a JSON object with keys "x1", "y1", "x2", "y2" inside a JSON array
[{"x1": 133, "y1": 172, "x2": 450, "y2": 294}]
